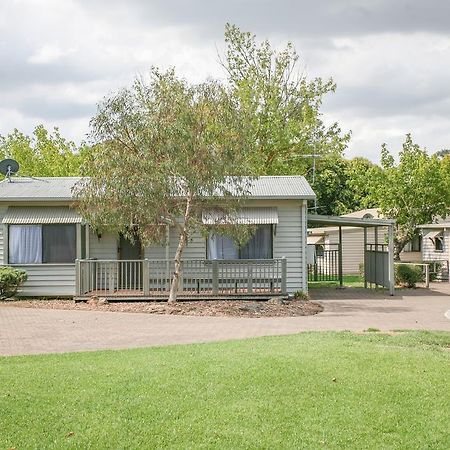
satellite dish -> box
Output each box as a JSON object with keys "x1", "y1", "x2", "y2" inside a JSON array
[{"x1": 0, "y1": 159, "x2": 20, "y2": 180}]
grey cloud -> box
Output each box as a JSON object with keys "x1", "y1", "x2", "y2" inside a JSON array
[
  {"x1": 15, "y1": 97, "x2": 95, "y2": 120},
  {"x1": 83, "y1": 0, "x2": 450, "y2": 39}
]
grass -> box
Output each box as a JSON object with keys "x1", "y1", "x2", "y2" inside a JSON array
[
  {"x1": 1, "y1": 331, "x2": 450, "y2": 449},
  {"x1": 308, "y1": 274, "x2": 364, "y2": 289}
]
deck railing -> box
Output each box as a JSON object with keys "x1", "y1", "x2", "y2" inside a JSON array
[{"x1": 76, "y1": 258, "x2": 287, "y2": 297}]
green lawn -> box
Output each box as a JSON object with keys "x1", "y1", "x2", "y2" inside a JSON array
[
  {"x1": 1, "y1": 331, "x2": 449, "y2": 449},
  {"x1": 308, "y1": 274, "x2": 364, "y2": 289}
]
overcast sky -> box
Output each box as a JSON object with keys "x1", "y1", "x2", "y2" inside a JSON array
[{"x1": 1, "y1": 0, "x2": 449, "y2": 161}]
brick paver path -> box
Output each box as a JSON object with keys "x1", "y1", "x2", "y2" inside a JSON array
[{"x1": 1, "y1": 284, "x2": 450, "y2": 355}]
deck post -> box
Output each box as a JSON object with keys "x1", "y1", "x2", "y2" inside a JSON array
[
  {"x1": 212, "y1": 260, "x2": 219, "y2": 294},
  {"x1": 338, "y1": 226, "x2": 343, "y2": 287},
  {"x1": 281, "y1": 257, "x2": 287, "y2": 295},
  {"x1": 363, "y1": 227, "x2": 368, "y2": 289},
  {"x1": 388, "y1": 224, "x2": 395, "y2": 295},
  {"x1": 143, "y1": 259, "x2": 150, "y2": 295},
  {"x1": 247, "y1": 264, "x2": 253, "y2": 294},
  {"x1": 75, "y1": 259, "x2": 81, "y2": 296}
]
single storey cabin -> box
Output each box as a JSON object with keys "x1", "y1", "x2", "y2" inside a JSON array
[
  {"x1": 0, "y1": 176, "x2": 315, "y2": 299},
  {"x1": 418, "y1": 221, "x2": 450, "y2": 280}
]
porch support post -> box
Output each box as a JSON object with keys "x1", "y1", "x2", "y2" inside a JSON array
[
  {"x1": 363, "y1": 227, "x2": 368, "y2": 289},
  {"x1": 165, "y1": 225, "x2": 170, "y2": 289},
  {"x1": 212, "y1": 260, "x2": 219, "y2": 295},
  {"x1": 143, "y1": 259, "x2": 150, "y2": 296},
  {"x1": 338, "y1": 226, "x2": 343, "y2": 287},
  {"x1": 3, "y1": 224, "x2": 8, "y2": 264},
  {"x1": 75, "y1": 259, "x2": 81, "y2": 296},
  {"x1": 388, "y1": 224, "x2": 395, "y2": 296},
  {"x1": 85, "y1": 224, "x2": 90, "y2": 259},
  {"x1": 76, "y1": 223, "x2": 82, "y2": 260},
  {"x1": 281, "y1": 257, "x2": 287, "y2": 295}
]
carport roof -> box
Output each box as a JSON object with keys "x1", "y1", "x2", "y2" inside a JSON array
[{"x1": 308, "y1": 214, "x2": 395, "y2": 228}]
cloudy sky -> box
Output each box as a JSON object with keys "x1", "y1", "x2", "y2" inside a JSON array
[{"x1": 1, "y1": 0, "x2": 449, "y2": 161}]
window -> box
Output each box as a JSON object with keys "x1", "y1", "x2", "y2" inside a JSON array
[
  {"x1": 404, "y1": 233, "x2": 422, "y2": 252},
  {"x1": 435, "y1": 236, "x2": 444, "y2": 252},
  {"x1": 9, "y1": 224, "x2": 76, "y2": 264},
  {"x1": 207, "y1": 225, "x2": 273, "y2": 259}
]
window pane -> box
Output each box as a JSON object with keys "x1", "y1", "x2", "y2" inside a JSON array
[
  {"x1": 43, "y1": 225, "x2": 76, "y2": 263},
  {"x1": 207, "y1": 233, "x2": 239, "y2": 259},
  {"x1": 9, "y1": 225, "x2": 42, "y2": 264},
  {"x1": 240, "y1": 225, "x2": 272, "y2": 259}
]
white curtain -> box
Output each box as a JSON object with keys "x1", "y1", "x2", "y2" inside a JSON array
[
  {"x1": 9, "y1": 225, "x2": 42, "y2": 264},
  {"x1": 208, "y1": 233, "x2": 239, "y2": 259}
]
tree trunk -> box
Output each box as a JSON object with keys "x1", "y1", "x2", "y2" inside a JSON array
[{"x1": 168, "y1": 195, "x2": 192, "y2": 303}]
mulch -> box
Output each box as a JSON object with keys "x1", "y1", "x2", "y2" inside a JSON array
[{"x1": 0, "y1": 298, "x2": 324, "y2": 318}]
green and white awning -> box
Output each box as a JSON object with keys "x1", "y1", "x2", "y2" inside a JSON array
[
  {"x1": 202, "y1": 207, "x2": 279, "y2": 225},
  {"x1": 2, "y1": 206, "x2": 83, "y2": 224}
]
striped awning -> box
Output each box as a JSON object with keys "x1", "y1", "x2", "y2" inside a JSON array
[
  {"x1": 307, "y1": 235, "x2": 325, "y2": 245},
  {"x1": 425, "y1": 230, "x2": 443, "y2": 240},
  {"x1": 202, "y1": 207, "x2": 278, "y2": 225},
  {"x1": 2, "y1": 206, "x2": 83, "y2": 224}
]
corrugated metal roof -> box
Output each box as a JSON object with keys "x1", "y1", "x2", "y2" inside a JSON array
[
  {"x1": 0, "y1": 175, "x2": 315, "y2": 201},
  {"x1": 2, "y1": 206, "x2": 82, "y2": 224},
  {"x1": 202, "y1": 207, "x2": 279, "y2": 225},
  {"x1": 0, "y1": 177, "x2": 81, "y2": 200},
  {"x1": 244, "y1": 176, "x2": 315, "y2": 199}
]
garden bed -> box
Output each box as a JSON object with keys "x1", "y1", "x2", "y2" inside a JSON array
[{"x1": 0, "y1": 298, "x2": 323, "y2": 317}]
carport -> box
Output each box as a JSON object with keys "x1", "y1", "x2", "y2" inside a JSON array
[{"x1": 307, "y1": 214, "x2": 396, "y2": 295}]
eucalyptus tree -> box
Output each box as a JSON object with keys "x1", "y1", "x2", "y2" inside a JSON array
[
  {"x1": 222, "y1": 24, "x2": 349, "y2": 175},
  {"x1": 75, "y1": 69, "x2": 254, "y2": 302}
]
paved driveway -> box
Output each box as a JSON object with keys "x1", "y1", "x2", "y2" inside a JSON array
[{"x1": 1, "y1": 285, "x2": 450, "y2": 356}]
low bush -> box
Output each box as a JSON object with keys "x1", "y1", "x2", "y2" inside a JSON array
[
  {"x1": 0, "y1": 266, "x2": 28, "y2": 299},
  {"x1": 395, "y1": 264, "x2": 423, "y2": 288}
]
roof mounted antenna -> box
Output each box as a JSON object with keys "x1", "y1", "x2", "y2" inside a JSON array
[{"x1": 0, "y1": 159, "x2": 20, "y2": 182}]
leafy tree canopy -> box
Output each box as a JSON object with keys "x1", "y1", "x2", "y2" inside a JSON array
[
  {"x1": 311, "y1": 156, "x2": 380, "y2": 216},
  {"x1": 222, "y1": 24, "x2": 350, "y2": 175},
  {"x1": 0, "y1": 125, "x2": 89, "y2": 178},
  {"x1": 370, "y1": 134, "x2": 450, "y2": 259}
]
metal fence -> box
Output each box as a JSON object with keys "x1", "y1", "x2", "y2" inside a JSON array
[
  {"x1": 76, "y1": 258, "x2": 287, "y2": 297},
  {"x1": 307, "y1": 244, "x2": 340, "y2": 282},
  {"x1": 364, "y1": 243, "x2": 389, "y2": 288}
]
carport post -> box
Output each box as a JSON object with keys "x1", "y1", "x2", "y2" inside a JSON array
[
  {"x1": 363, "y1": 227, "x2": 367, "y2": 289},
  {"x1": 388, "y1": 224, "x2": 395, "y2": 295},
  {"x1": 338, "y1": 226, "x2": 343, "y2": 287}
]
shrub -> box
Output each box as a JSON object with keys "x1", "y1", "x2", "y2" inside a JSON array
[
  {"x1": 292, "y1": 290, "x2": 309, "y2": 301},
  {"x1": 0, "y1": 267, "x2": 28, "y2": 299},
  {"x1": 395, "y1": 264, "x2": 423, "y2": 288},
  {"x1": 359, "y1": 262, "x2": 365, "y2": 279}
]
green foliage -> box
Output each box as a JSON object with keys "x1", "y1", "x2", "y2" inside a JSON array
[
  {"x1": 75, "y1": 68, "x2": 254, "y2": 301},
  {"x1": 292, "y1": 290, "x2": 309, "y2": 300},
  {"x1": 222, "y1": 24, "x2": 349, "y2": 176},
  {"x1": 371, "y1": 134, "x2": 450, "y2": 258},
  {"x1": 0, "y1": 125, "x2": 91, "y2": 178},
  {"x1": 312, "y1": 156, "x2": 380, "y2": 215},
  {"x1": 395, "y1": 264, "x2": 423, "y2": 288},
  {"x1": 0, "y1": 267, "x2": 27, "y2": 299}
]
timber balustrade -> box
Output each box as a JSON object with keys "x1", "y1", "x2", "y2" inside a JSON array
[{"x1": 76, "y1": 258, "x2": 287, "y2": 297}]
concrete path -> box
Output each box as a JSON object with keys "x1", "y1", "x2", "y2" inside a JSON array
[{"x1": 1, "y1": 284, "x2": 450, "y2": 356}]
